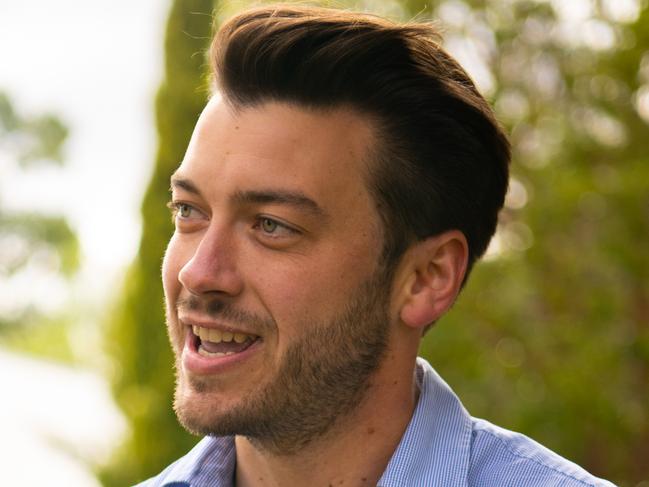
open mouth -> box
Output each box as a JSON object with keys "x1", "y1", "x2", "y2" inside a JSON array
[{"x1": 191, "y1": 325, "x2": 259, "y2": 358}]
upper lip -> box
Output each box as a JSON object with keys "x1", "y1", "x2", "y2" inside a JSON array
[{"x1": 179, "y1": 314, "x2": 260, "y2": 337}]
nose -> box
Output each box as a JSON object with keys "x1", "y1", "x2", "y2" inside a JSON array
[{"x1": 177, "y1": 225, "x2": 244, "y2": 297}]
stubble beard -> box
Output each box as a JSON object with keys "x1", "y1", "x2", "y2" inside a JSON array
[{"x1": 169, "y1": 271, "x2": 392, "y2": 456}]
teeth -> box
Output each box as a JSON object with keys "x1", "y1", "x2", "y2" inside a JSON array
[
  {"x1": 197, "y1": 327, "x2": 212, "y2": 342},
  {"x1": 192, "y1": 325, "x2": 255, "y2": 344},
  {"x1": 208, "y1": 328, "x2": 223, "y2": 343},
  {"x1": 198, "y1": 347, "x2": 236, "y2": 357}
]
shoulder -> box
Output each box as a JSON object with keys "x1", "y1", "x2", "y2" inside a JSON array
[
  {"x1": 384, "y1": 358, "x2": 617, "y2": 487},
  {"x1": 135, "y1": 458, "x2": 188, "y2": 487},
  {"x1": 468, "y1": 418, "x2": 616, "y2": 487}
]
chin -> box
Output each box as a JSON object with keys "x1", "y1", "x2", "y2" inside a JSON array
[
  {"x1": 174, "y1": 377, "x2": 224, "y2": 436},
  {"x1": 173, "y1": 370, "x2": 250, "y2": 438}
]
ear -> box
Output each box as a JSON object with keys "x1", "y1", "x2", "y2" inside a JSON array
[{"x1": 398, "y1": 230, "x2": 468, "y2": 330}]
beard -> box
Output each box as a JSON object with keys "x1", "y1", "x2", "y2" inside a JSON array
[{"x1": 169, "y1": 269, "x2": 392, "y2": 455}]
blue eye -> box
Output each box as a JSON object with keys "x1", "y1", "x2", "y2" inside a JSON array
[
  {"x1": 261, "y1": 218, "x2": 278, "y2": 233},
  {"x1": 255, "y1": 216, "x2": 299, "y2": 240},
  {"x1": 178, "y1": 203, "x2": 193, "y2": 218},
  {"x1": 166, "y1": 201, "x2": 202, "y2": 223}
]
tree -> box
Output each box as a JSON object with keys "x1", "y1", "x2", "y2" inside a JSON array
[
  {"x1": 101, "y1": 0, "x2": 215, "y2": 485},
  {"x1": 0, "y1": 91, "x2": 79, "y2": 361}
]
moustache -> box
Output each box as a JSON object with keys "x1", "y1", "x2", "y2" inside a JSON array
[{"x1": 176, "y1": 295, "x2": 275, "y2": 334}]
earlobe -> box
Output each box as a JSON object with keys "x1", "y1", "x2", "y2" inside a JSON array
[
  {"x1": 400, "y1": 277, "x2": 439, "y2": 328},
  {"x1": 398, "y1": 231, "x2": 468, "y2": 330}
]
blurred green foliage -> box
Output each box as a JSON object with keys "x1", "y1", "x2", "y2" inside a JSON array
[
  {"x1": 0, "y1": 92, "x2": 69, "y2": 167},
  {"x1": 0, "y1": 92, "x2": 79, "y2": 361},
  {"x1": 103, "y1": 0, "x2": 648, "y2": 485}
]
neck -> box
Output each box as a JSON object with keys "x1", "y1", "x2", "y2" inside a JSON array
[{"x1": 234, "y1": 349, "x2": 420, "y2": 487}]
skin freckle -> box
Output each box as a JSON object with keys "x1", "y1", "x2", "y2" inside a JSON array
[{"x1": 367, "y1": 427, "x2": 375, "y2": 434}]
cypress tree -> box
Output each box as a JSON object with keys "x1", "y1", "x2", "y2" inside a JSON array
[{"x1": 102, "y1": 1, "x2": 214, "y2": 484}]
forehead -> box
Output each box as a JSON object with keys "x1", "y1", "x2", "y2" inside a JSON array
[{"x1": 177, "y1": 96, "x2": 379, "y2": 220}]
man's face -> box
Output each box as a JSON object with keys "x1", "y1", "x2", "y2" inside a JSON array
[{"x1": 162, "y1": 96, "x2": 393, "y2": 451}]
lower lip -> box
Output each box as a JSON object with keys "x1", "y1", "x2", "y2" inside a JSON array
[{"x1": 182, "y1": 327, "x2": 262, "y2": 375}]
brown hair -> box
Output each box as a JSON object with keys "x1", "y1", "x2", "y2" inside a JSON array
[{"x1": 210, "y1": 4, "x2": 510, "y2": 277}]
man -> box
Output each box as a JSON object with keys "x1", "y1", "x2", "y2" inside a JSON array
[{"x1": 140, "y1": 5, "x2": 614, "y2": 486}]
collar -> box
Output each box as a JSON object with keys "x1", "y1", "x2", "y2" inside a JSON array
[
  {"x1": 158, "y1": 435, "x2": 235, "y2": 486},
  {"x1": 377, "y1": 357, "x2": 473, "y2": 487}
]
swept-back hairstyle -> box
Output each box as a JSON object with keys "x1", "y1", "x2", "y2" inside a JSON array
[{"x1": 210, "y1": 4, "x2": 510, "y2": 277}]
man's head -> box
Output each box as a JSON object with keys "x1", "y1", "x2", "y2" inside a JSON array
[{"x1": 162, "y1": 5, "x2": 509, "y2": 452}]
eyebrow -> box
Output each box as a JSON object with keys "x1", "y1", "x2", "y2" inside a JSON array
[
  {"x1": 170, "y1": 174, "x2": 327, "y2": 219},
  {"x1": 170, "y1": 175, "x2": 202, "y2": 197},
  {"x1": 232, "y1": 189, "x2": 328, "y2": 219}
]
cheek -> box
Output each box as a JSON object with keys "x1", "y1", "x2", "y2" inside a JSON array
[{"x1": 252, "y1": 252, "x2": 371, "y2": 329}]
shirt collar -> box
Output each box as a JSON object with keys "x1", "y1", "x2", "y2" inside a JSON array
[
  {"x1": 377, "y1": 357, "x2": 473, "y2": 487},
  {"x1": 160, "y1": 435, "x2": 235, "y2": 486}
]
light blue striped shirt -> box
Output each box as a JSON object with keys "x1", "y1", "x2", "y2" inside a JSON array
[{"x1": 137, "y1": 358, "x2": 615, "y2": 486}]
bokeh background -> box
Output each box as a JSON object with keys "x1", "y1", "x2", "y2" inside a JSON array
[{"x1": 1, "y1": 0, "x2": 647, "y2": 485}]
